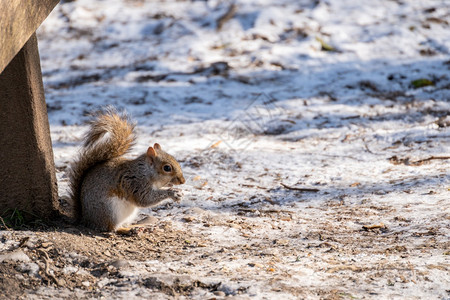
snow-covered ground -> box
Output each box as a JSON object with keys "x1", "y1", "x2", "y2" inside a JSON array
[{"x1": 5, "y1": 0, "x2": 450, "y2": 298}]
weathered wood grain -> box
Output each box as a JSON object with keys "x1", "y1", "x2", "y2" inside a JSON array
[{"x1": 0, "y1": 0, "x2": 59, "y2": 73}]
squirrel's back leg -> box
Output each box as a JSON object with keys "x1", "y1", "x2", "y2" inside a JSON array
[
  {"x1": 81, "y1": 195, "x2": 138, "y2": 232},
  {"x1": 80, "y1": 167, "x2": 139, "y2": 232}
]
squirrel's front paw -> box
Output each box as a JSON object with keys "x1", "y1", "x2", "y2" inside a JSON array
[{"x1": 168, "y1": 189, "x2": 183, "y2": 203}]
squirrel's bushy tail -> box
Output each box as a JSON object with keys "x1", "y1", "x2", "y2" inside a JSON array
[{"x1": 69, "y1": 107, "x2": 136, "y2": 221}]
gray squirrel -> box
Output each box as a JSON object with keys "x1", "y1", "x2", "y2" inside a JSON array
[{"x1": 69, "y1": 108, "x2": 185, "y2": 231}]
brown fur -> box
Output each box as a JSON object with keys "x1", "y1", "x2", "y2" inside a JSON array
[
  {"x1": 68, "y1": 108, "x2": 136, "y2": 221},
  {"x1": 68, "y1": 108, "x2": 185, "y2": 231}
]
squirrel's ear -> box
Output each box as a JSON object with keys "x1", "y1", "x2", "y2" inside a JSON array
[
  {"x1": 154, "y1": 143, "x2": 161, "y2": 150},
  {"x1": 147, "y1": 147, "x2": 157, "y2": 158}
]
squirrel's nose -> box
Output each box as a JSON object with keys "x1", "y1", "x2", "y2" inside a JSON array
[{"x1": 179, "y1": 176, "x2": 186, "y2": 185}]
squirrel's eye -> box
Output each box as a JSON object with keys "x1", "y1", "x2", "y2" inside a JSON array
[{"x1": 163, "y1": 165, "x2": 172, "y2": 172}]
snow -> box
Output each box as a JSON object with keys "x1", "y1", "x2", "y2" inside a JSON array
[{"x1": 33, "y1": 0, "x2": 450, "y2": 298}]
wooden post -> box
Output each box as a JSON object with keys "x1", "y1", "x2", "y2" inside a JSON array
[
  {"x1": 0, "y1": 0, "x2": 60, "y2": 74},
  {"x1": 0, "y1": 33, "x2": 58, "y2": 220}
]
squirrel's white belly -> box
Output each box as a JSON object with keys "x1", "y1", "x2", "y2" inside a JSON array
[{"x1": 110, "y1": 197, "x2": 138, "y2": 229}]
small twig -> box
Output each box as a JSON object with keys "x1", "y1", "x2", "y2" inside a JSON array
[
  {"x1": 18, "y1": 237, "x2": 30, "y2": 247},
  {"x1": 240, "y1": 184, "x2": 267, "y2": 190},
  {"x1": 410, "y1": 156, "x2": 450, "y2": 166},
  {"x1": 327, "y1": 265, "x2": 362, "y2": 273},
  {"x1": 362, "y1": 223, "x2": 386, "y2": 231},
  {"x1": 0, "y1": 216, "x2": 12, "y2": 231},
  {"x1": 390, "y1": 155, "x2": 450, "y2": 166},
  {"x1": 217, "y1": 3, "x2": 237, "y2": 30},
  {"x1": 362, "y1": 139, "x2": 374, "y2": 154},
  {"x1": 39, "y1": 250, "x2": 62, "y2": 286},
  {"x1": 238, "y1": 208, "x2": 293, "y2": 214},
  {"x1": 210, "y1": 140, "x2": 222, "y2": 148},
  {"x1": 264, "y1": 196, "x2": 277, "y2": 205},
  {"x1": 280, "y1": 183, "x2": 319, "y2": 192}
]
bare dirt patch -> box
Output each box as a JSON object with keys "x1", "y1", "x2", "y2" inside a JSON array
[{"x1": 1, "y1": 197, "x2": 449, "y2": 299}]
